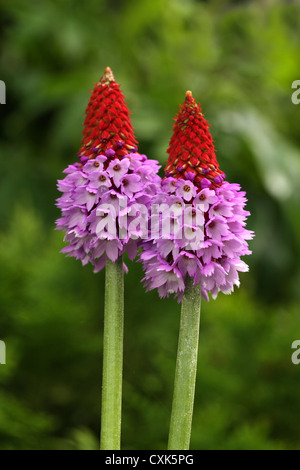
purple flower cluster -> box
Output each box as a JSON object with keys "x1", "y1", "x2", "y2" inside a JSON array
[
  {"x1": 140, "y1": 177, "x2": 254, "y2": 301},
  {"x1": 56, "y1": 150, "x2": 161, "y2": 272}
]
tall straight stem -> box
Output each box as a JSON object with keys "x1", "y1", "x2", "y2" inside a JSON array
[
  {"x1": 168, "y1": 278, "x2": 201, "y2": 450},
  {"x1": 100, "y1": 257, "x2": 124, "y2": 450}
]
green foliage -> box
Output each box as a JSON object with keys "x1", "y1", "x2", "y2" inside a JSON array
[{"x1": 0, "y1": 0, "x2": 300, "y2": 450}]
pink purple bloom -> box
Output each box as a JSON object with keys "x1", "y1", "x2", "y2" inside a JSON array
[
  {"x1": 56, "y1": 153, "x2": 161, "y2": 272},
  {"x1": 140, "y1": 179, "x2": 254, "y2": 301}
]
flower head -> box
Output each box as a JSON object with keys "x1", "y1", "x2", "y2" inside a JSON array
[
  {"x1": 56, "y1": 67, "x2": 161, "y2": 272},
  {"x1": 140, "y1": 91, "x2": 254, "y2": 301}
]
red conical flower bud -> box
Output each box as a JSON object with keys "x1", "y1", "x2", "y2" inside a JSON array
[
  {"x1": 165, "y1": 91, "x2": 224, "y2": 189},
  {"x1": 79, "y1": 67, "x2": 138, "y2": 162}
]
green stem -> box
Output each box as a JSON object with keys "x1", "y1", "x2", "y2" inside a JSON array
[
  {"x1": 168, "y1": 278, "x2": 202, "y2": 450},
  {"x1": 100, "y1": 257, "x2": 124, "y2": 450}
]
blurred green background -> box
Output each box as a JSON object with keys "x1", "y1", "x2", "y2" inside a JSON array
[{"x1": 1, "y1": 0, "x2": 300, "y2": 450}]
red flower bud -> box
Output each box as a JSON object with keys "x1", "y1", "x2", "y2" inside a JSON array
[
  {"x1": 79, "y1": 67, "x2": 138, "y2": 162},
  {"x1": 165, "y1": 91, "x2": 224, "y2": 188}
]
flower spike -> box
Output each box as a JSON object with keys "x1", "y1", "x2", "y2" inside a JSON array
[
  {"x1": 56, "y1": 68, "x2": 161, "y2": 272},
  {"x1": 55, "y1": 68, "x2": 162, "y2": 450},
  {"x1": 140, "y1": 92, "x2": 254, "y2": 301}
]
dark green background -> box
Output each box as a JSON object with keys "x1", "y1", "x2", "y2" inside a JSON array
[{"x1": 0, "y1": 0, "x2": 300, "y2": 450}]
